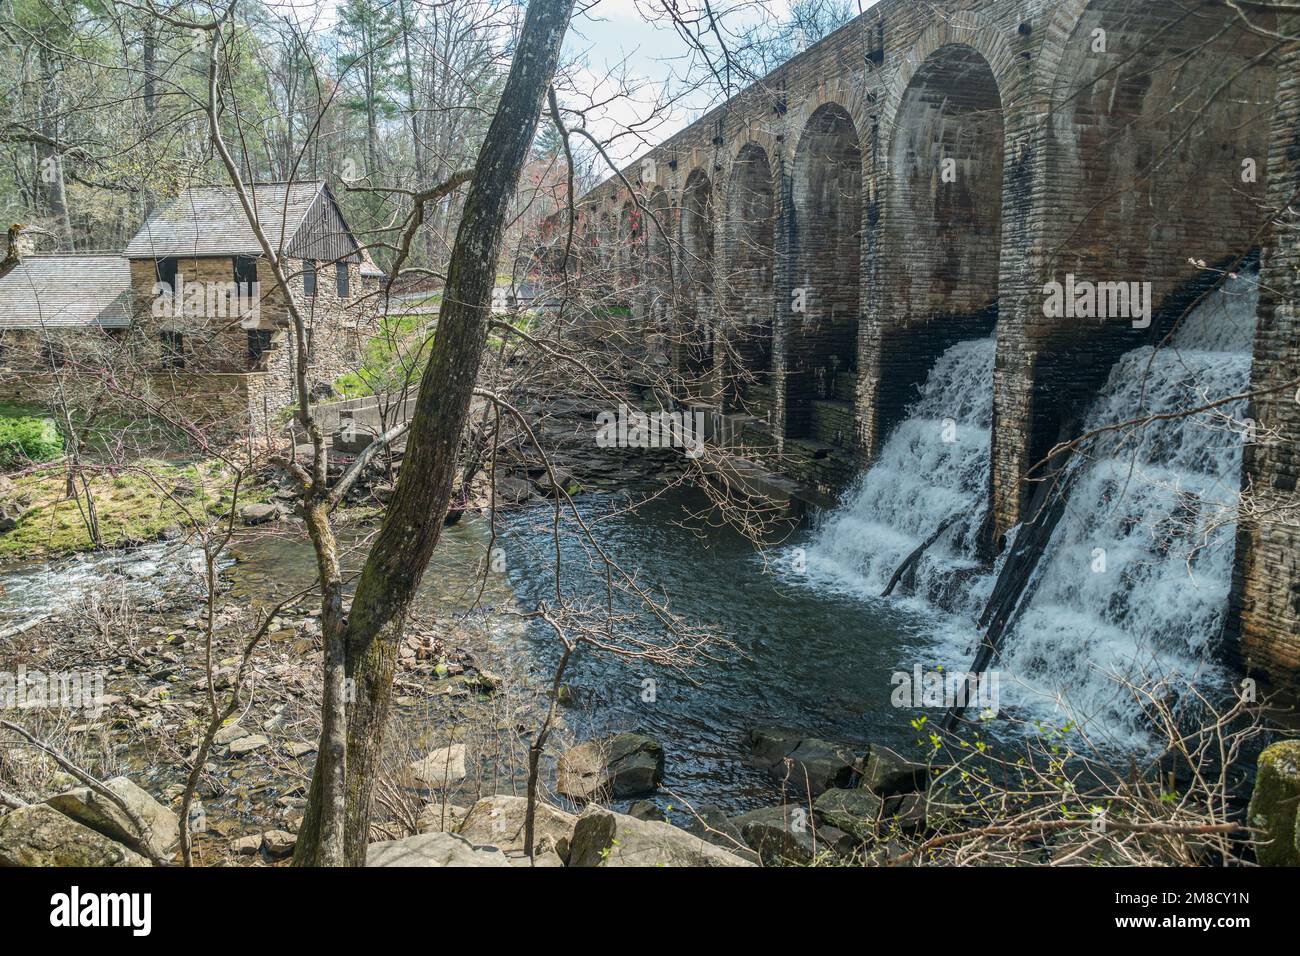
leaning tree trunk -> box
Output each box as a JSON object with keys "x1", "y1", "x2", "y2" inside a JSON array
[{"x1": 294, "y1": 0, "x2": 576, "y2": 866}]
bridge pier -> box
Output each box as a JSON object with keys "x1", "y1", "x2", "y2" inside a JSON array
[{"x1": 1228, "y1": 15, "x2": 1300, "y2": 689}]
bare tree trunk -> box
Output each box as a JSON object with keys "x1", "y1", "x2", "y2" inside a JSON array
[{"x1": 293, "y1": 0, "x2": 576, "y2": 866}]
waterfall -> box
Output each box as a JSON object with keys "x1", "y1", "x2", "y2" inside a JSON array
[
  {"x1": 994, "y1": 270, "x2": 1258, "y2": 743},
  {"x1": 804, "y1": 336, "x2": 996, "y2": 613},
  {"x1": 799, "y1": 268, "x2": 1258, "y2": 746}
]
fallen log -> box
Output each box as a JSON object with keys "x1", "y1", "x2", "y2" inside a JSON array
[{"x1": 882, "y1": 515, "x2": 960, "y2": 598}]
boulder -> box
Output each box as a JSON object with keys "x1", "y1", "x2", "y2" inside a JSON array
[
  {"x1": 0, "y1": 804, "x2": 149, "y2": 867},
  {"x1": 415, "y1": 800, "x2": 469, "y2": 835},
  {"x1": 409, "y1": 744, "x2": 467, "y2": 788},
  {"x1": 814, "y1": 788, "x2": 883, "y2": 843},
  {"x1": 239, "y1": 503, "x2": 281, "y2": 525},
  {"x1": 568, "y1": 806, "x2": 754, "y2": 867},
  {"x1": 228, "y1": 734, "x2": 270, "y2": 756},
  {"x1": 535, "y1": 468, "x2": 576, "y2": 498},
  {"x1": 213, "y1": 722, "x2": 249, "y2": 745},
  {"x1": 493, "y1": 475, "x2": 533, "y2": 506},
  {"x1": 882, "y1": 792, "x2": 926, "y2": 830},
  {"x1": 742, "y1": 726, "x2": 802, "y2": 767},
  {"x1": 861, "y1": 744, "x2": 930, "y2": 796},
  {"x1": 1247, "y1": 739, "x2": 1300, "y2": 867},
  {"x1": 557, "y1": 732, "x2": 663, "y2": 800},
  {"x1": 684, "y1": 804, "x2": 759, "y2": 863},
  {"x1": 456, "y1": 795, "x2": 576, "y2": 861},
  {"x1": 366, "y1": 831, "x2": 511, "y2": 867},
  {"x1": 628, "y1": 799, "x2": 666, "y2": 823},
  {"x1": 44, "y1": 775, "x2": 178, "y2": 860},
  {"x1": 734, "y1": 805, "x2": 819, "y2": 865},
  {"x1": 261, "y1": 830, "x2": 297, "y2": 859},
  {"x1": 771, "y1": 738, "x2": 858, "y2": 795},
  {"x1": 233, "y1": 834, "x2": 262, "y2": 855}
]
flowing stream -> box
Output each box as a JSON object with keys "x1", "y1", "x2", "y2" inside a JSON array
[{"x1": 0, "y1": 272, "x2": 1260, "y2": 809}]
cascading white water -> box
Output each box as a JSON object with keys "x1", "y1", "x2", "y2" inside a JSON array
[
  {"x1": 800, "y1": 269, "x2": 1258, "y2": 745},
  {"x1": 804, "y1": 336, "x2": 996, "y2": 612},
  {"x1": 995, "y1": 271, "x2": 1258, "y2": 743}
]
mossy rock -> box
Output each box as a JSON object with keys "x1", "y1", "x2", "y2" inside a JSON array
[{"x1": 1247, "y1": 739, "x2": 1300, "y2": 867}]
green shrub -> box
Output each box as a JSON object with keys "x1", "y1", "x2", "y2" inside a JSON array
[{"x1": 0, "y1": 416, "x2": 64, "y2": 469}]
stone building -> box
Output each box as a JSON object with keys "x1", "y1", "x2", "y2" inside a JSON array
[{"x1": 0, "y1": 180, "x2": 383, "y2": 434}]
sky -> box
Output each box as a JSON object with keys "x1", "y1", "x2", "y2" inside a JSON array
[{"x1": 263, "y1": 0, "x2": 879, "y2": 165}]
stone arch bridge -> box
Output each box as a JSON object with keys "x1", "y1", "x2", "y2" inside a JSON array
[{"x1": 540, "y1": 0, "x2": 1300, "y2": 690}]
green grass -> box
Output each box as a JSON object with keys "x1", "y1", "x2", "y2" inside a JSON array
[
  {"x1": 333, "y1": 312, "x2": 436, "y2": 399},
  {"x1": 0, "y1": 459, "x2": 270, "y2": 560}
]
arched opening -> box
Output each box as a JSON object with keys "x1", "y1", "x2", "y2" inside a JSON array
[
  {"x1": 878, "y1": 44, "x2": 1002, "y2": 443},
  {"x1": 788, "y1": 103, "x2": 861, "y2": 447},
  {"x1": 723, "y1": 143, "x2": 775, "y2": 414},
  {"x1": 1021, "y1": 1, "x2": 1278, "y2": 486},
  {"x1": 679, "y1": 168, "x2": 715, "y2": 392}
]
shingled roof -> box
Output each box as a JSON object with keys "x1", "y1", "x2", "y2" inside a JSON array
[
  {"x1": 122, "y1": 181, "x2": 336, "y2": 259},
  {"x1": 0, "y1": 254, "x2": 132, "y2": 330}
]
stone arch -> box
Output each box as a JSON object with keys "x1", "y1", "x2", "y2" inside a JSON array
[
  {"x1": 873, "y1": 41, "x2": 1005, "y2": 443},
  {"x1": 984, "y1": 0, "x2": 1279, "y2": 539},
  {"x1": 1041, "y1": 0, "x2": 1275, "y2": 317},
  {"x1": 678, "y1": 167, "x2": 715, "y2": 391},
  {"x1": 721, "y1": 141, "x2": 776, "y2": 413},
  {"x1": 785, "y1": 101, "x2": 862, "y2": 445}
]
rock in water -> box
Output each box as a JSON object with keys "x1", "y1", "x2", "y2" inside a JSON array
[
  {"x1": 227, "y1": 733, "x2": 270, "y2": 756},
  {"x1": 684, "y1": 804, "x2": 759, "y2": 863},
  {"x1": 814, "y1": 788, "x2": 882, "y2": 843},
  {"x1": 1247, "y1": 739, "x2": 1300, "y2": 867},
  {"x1": 366, "y1": 831, "x2": 511, "y2": 867},
  {"x1": 44, "y1": 775, "x2": 178, "y2": 860},
  {"x1": 557, "y1": 732, "x2": 664, "y2": 800},
  {"x1": 861, "y1": 744, "x2": 931, "y2": 796},
  {"x1": 772, "y1": 739, "x2": 858, "y2": 796},
  {"x1": 567, "y1": 806, "x2": 754, "y2": 867},
  {"x1": 733, "y1": 805, "x2": 819, "y2": 865},
  {"x1": 239, "y1": 503, "x2": 281, "y2": 525},
  {"x1": 743, "y1": 726, "x2": 803, "y2": 767},
  {"x1": 0, "y1": 804, "x2": 149, "y2": 867},
  {"x1": 409, "y1": 744, "x2": 468, "y2": 788},
  {"x1": 628, "y1": 799, "x2": 666, "y2": 823},
  {"x1": 456, "y1": 795, "x2": 576, "y2": 861}
]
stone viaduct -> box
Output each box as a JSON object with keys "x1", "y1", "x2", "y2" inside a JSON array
[{"x1": 551, "y1": 1, "x2": 1300, "y2": 689}]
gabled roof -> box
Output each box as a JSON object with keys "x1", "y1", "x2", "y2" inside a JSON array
[
  {"x1": 0, "y1": 255, "x2": 132, "y2": 330},
  {"x1": 122, "y1": 181, "x2": 332, "y2": 259},
  {"x1": 359, "y1": 247, "x2": 385, "y2": 277}
]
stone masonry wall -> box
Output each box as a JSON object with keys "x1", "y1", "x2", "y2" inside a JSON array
[{"x1": 567, "y1": 0, "x2": 1299, "y2": 687}]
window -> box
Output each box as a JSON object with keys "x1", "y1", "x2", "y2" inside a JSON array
[
  {"x1": 154, "y1": 257, "x2": 178, "y2": 291},
  {"x1": 247, "y1": 329, "x2": 273, "y2": 369},
  {"x1": 42, "y1": 338, "x2": 66, "y2": 369},
  {"x1": 159, "y1": 330, "x2": 184, "y2": 369},
  {"x1": 306, "y1": 328, "x2": 316, "y2": 362},
  {"x1": 303, "y1": 259, "x2": 317, "y2": 297},
  {"x1": 335, "y1": 261, "x2": 350, "y2": 298},
  {"x1": 233, "y1": 255, "x2": 258, "y2": 288}
]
